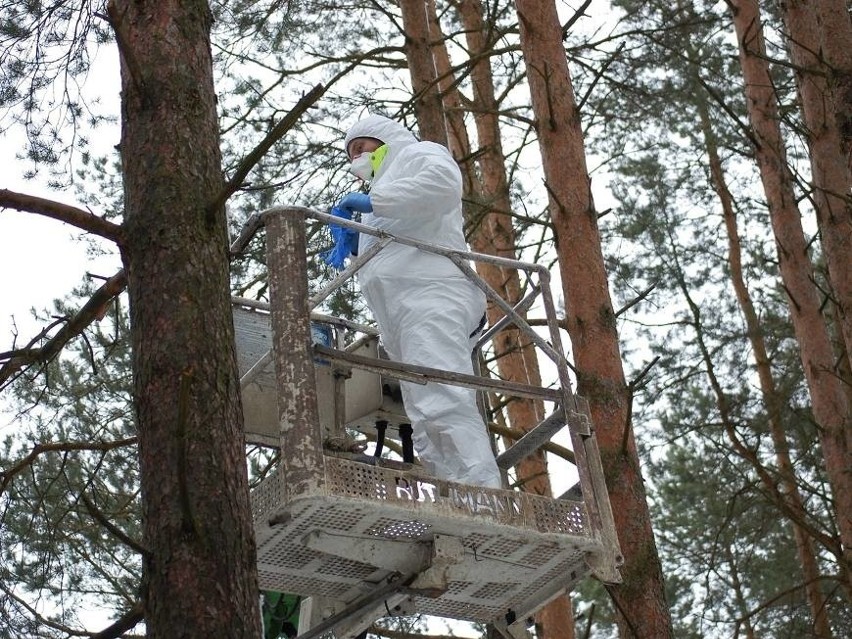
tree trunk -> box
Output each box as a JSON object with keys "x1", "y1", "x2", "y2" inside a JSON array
[
  {"x1": 514, "y1": 1, "x2": 673, "y2": 636},
  {"x1": 809, "y1": 0, "x2": 852, "y2": 177},
  {"x1": 781, "y1": 0, "x2": 852, "y2": 382},
  {"x1": 449, "y1": 0, "x2": 551, "y2": 498},
  {"x1": 430, "y1": 1, "x2": 576, "y2": 635},
  {"x1": 699, "y1": 80, "x2": 835, "y2": 637},
  {"x1": 399, "y1": 0, "x2": 448, "y2": 145},
  {"x1": 729, "y1": 0, "x2": 852, "y2": 579},
  {"x1": 114, "y1": 0, "x2": 261, "y2": 636},
  {"x1": 725, "y1": 545, "x2": 758, "y2": 639}
]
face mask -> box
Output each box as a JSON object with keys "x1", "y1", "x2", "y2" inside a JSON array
[
  {"x1": 348, "y1": 144, "x2": 388, "y2": 181},
  {"x1": 349, "y1": 154, "x2": 374, "y2": 181}
]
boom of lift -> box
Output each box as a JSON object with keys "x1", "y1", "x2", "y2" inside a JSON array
[{"x1": 231, "y1": 207, "x2": 623, "y2": 639}]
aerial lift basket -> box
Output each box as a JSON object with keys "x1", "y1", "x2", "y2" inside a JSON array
[{"x1": 231, "y1": 208, "x2": 622, "y2": 639}]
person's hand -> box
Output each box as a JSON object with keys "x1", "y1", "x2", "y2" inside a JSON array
[
  {"x1": 322, "y1": 235, "x2": 356, "y2": 270},
  {"x1": 329, "y1": 205, "x2": 352, "y2": 221},
  {"x1": 338, "y1": 192, "x2": 372, "y2": 213},
  {"x1": 322, "y1": 206, "x2": 359, "y2": 270},
  {"x1": 327, "y1": 206, "x2": 355, "y2": 246}
]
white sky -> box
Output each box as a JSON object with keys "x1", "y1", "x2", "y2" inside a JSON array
[{"x1": 0, "y1": 178, "x2": 118, "y2": 338}]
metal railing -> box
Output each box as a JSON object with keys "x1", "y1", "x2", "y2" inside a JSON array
[{"x1": 230, "y1": 206, "x2": 622, "y2": 581}]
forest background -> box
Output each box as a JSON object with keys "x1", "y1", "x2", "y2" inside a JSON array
[{"x1": 1, "y1": 0, "x2": 850, "y2": 638}]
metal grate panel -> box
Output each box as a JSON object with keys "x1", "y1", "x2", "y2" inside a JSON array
[{"x1": 252, "y1": 456, "x2": 602, "y2": 625}]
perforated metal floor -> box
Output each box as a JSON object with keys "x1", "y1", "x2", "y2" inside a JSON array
[{"x1": 252, "y1": 456, "x2": 602, "y2": 624}]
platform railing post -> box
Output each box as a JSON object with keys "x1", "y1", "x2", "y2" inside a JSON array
[
  {"x1": 537, "y1": 269, "x2": 622, "y2": 581},
  {"x1": 263, "y1": 207, "x2": 325, "y2": 500}
]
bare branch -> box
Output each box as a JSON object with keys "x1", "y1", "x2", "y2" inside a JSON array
[
  {"x1": 615, "y1": 282, "x2": 657, "y2": 318},
  {"x1": 90, "y1": 601, "x2": 144, "y2": 639},
  {"x1": 81, "y1": 492, "x2": 148, "y2": 556},
  {"x1": 208, "y1": 83, "x2": 326, "y2": 214},
  {"x1": 0, "y1": 580, "x2": 91, "y2": 638},
  {"x1": 0, "y1": 189, "x2": 125, "y2": 245}
]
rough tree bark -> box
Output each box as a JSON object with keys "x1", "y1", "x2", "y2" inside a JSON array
[
  {"x1": 514, "y1": 1, "x2": 673, "y2": 636},
  {"x1": 399, "y1": 0, "x2": 448, "y2": 145},
  {"x1": 729, "y1": 0, "x2": 852, "y2": 581},
  {"x1": 808, "y1": 0, "x2": 852, "y2": 177},
  {"x1": 112, "y1": 0, "x2": 261, "y2": 636}
]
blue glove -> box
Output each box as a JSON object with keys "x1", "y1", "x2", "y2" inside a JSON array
[
  {"x1": 338, "y1": 192, "x2": 373, "y2": 213},
  {"x1": 329, "y1": 205, "x2": 352, "y2": 222},
  {"x1": 321, "y1": 235, "x2": 357, "y2": 269},
  {"x1": 321, "y1": 206, "x2": 359, "y2": 270}
]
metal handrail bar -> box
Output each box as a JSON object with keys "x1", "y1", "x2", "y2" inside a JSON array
[
  {"x1": 240, "y1": 350, "x2": 273, "y2": 388},
  {"x1": 232, "y1": 296, "x2": 270, "y2": 311},
  {"x1": 232, "y1": 298, "x2": 380, "y2": 337},
  {"x1": 234, "y1": 208, "x2": 550, "y2": 274},
  {"x1": 474, "y1": 283, "x2": 540, "y2": 351},
  {"x1": 313, "y1": 344, "x2": 563, "y2": 402},
  {"x1": 232, "y1": 206, "x2": 567, "y2": 369},
  {"x1": 309, "y1": 312, "x2": 379, "y2": 337},
  {"x1": 294, "y1": 210, "x2": 566, "y2": 368},
  {"x1": 302, "y1": 208, "x2": 548, "y2": 274},
  {"x1": 308, "y1": 237, "x2": 393, "y2": 310},
  {"x1": 448, "y1": 255, "x2": 562, "y2": 365}
]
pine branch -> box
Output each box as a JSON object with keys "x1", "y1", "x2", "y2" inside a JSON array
[
  {"x1": 0, "y1": 269, "x2": 128, "y2": 388},
  {"x1": 0, "y1": 189, "x2": 125, "y2": 245},
  {"x1": 0, "y1": 580, "x2": 94, "y2": 638},
  {"x1": 0, "y1": 437, "x2": 137, "y2": 495},
  {"x1": 615, "y1": 282, "x2": 657, "y2": 318},
  {"x1": 208, "y1": 82, "x2": 326, "y2": 214},
  {"x1": 90, "y1": 601, "x2": 144, "y2": 639},
  {"x1": 561, "y1": 0, "x2": 593, "y2": 40},
  {"x1": 81, "y1": 493, "x2": 148, "y2": 556}
]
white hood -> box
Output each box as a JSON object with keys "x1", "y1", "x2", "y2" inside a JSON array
[{"x1": 343, "y1": 114, "x2": 418, "y2": 181}]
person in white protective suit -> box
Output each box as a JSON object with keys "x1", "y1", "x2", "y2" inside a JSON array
[{"x1": 328, "y1": 114, "x2": 502, "y2": 489}]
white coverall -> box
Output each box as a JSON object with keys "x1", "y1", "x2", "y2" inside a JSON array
[{"x1": 344, "y1": 115, "x2": 502, "y2": 489}]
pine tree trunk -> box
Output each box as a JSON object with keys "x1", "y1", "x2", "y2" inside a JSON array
[
  {"x1": 429, "y1": 1, "x2": 576, "y2": 634},
  {"x1": 700, "y1": 103, "x2": 834, "y2": 637},
  {"x1": 450, "y1": 0, "x2": 551, "y2": 498},
  {"x1": 725, "y1": 545, "x2": 758, "y2": 639},
  {"x1": 729, "y1": 0, "x2": 852, "y2": 580},
  {"x1": 809, "y1": 0, "x2": 852, "y2": 176},
  {"x1": 514, "y1": 1, "x2": 673, "y2": 636},
  {"x1": 113, "y1": 0, "x2": 261, "y2": 636},
  {"x1": 780, "y1": 0, "x2": 852, "y2": 385},
  {"x1": 399, "y1": 0, "x2": 448, "y2": 145}
]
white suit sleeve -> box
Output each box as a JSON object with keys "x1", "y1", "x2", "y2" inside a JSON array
[{"x1": 369, "y1": 143, "x2": 462, "y2": 220}]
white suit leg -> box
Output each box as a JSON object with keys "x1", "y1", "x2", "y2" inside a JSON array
[{"x1": 388, "y1": 279, "x2": 500, "y2": 488}]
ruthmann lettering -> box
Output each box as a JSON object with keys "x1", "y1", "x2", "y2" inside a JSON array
[
  {"x1": 392, "y1": 478, "x2": 522, "y2": 519},
  {"x1": 395, "y1": 478, "x2": 438, "y2": 503},
  {"x1": 449, "y1": 487, "x2": 522, "y2": 517}
]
